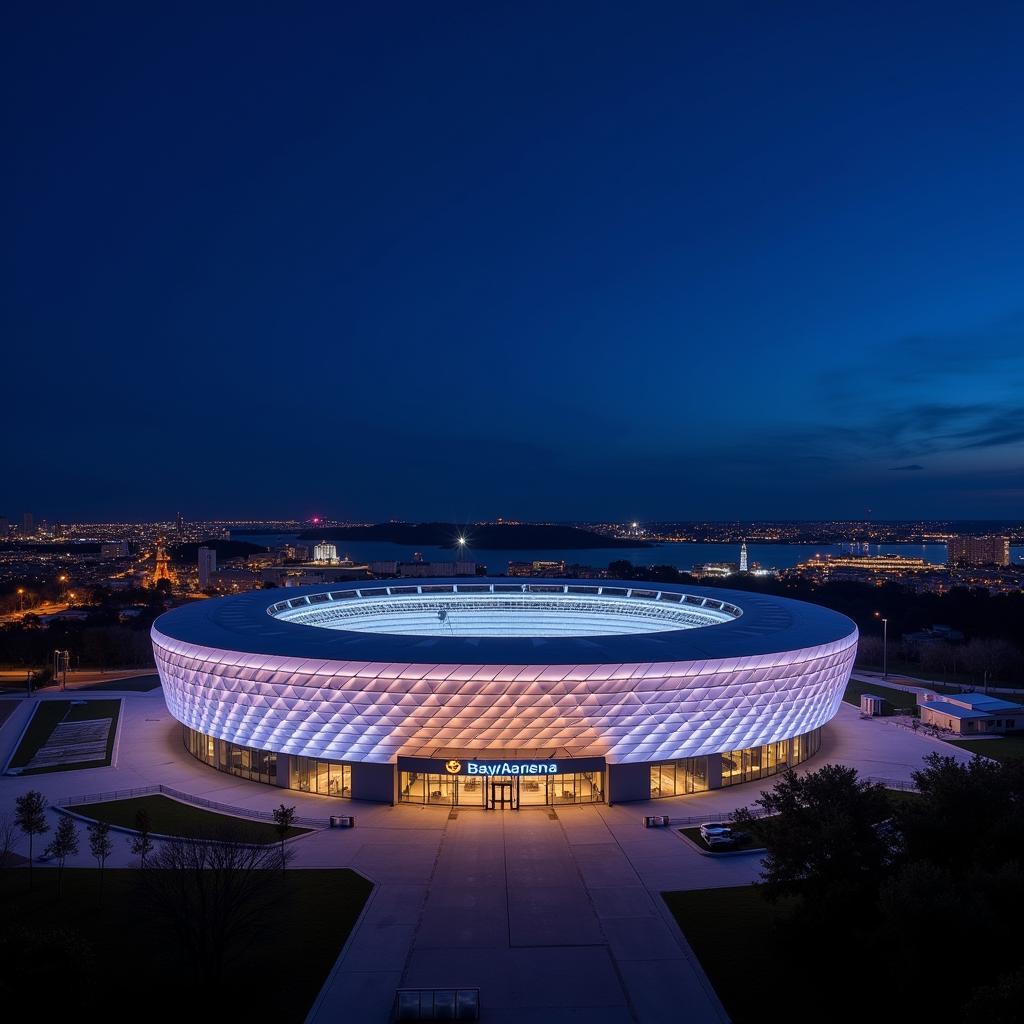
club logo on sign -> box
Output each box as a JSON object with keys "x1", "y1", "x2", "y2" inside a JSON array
[{"x1": 445, "y1": 760, "x2": 462, "y2": 774}]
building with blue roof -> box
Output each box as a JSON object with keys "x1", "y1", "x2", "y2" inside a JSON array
[{"x1": 918, "y1": 691, "x2": 1021, "y2": 735}]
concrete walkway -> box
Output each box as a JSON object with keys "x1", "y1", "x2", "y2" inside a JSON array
[{"x1": 308, "y1": 805, "x2": 728, "y2": 1024}]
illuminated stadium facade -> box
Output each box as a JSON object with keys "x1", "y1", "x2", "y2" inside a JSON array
[{"x1": 152, "y1": 580, "x2": 858, "y2": 806}]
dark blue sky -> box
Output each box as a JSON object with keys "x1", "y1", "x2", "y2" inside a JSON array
[{"x1": 4, "y1": 2, "x2": 1023, "y2": 522}]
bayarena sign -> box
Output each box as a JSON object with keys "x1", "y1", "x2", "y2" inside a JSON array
[
  {"x1": 152, "y1": 578, "x2": 858, "y2": 808},
  {"x1": 465, "y1": 760, "x2": 559, "y2": 776}
]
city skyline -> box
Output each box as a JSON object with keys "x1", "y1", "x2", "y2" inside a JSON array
[{"x1": 5, "y1": 5, "x2": 1024, "y2": 521}]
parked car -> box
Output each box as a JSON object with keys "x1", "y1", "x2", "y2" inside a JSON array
[
  {"x1": 699, "y1": 822, "x2": 732, "y2": 841},
  {"x1": 705, "y1": 833, "x2": 736, "y2": 849}
]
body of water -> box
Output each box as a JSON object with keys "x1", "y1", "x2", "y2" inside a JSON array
[{"x1": 232, "y1": 533, "x2": 1024, "y2": 574}]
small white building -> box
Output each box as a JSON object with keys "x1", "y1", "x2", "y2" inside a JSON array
[{"x1": 918, "y1": 691, "x2": 1021, "y2": 735}]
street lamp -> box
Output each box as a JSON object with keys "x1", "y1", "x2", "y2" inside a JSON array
[
  {"x1": 874, "y1": 611, "x2": 888, "y2": 679},
  {"x1": 53, "y1": 649, "x2": 70, "y2": 690},
  {"x1": 17, "y1": 587, "x2": 25, "y2": 613}
]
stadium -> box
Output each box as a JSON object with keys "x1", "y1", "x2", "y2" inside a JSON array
[{"x1": 151, "y1": 579, "x2": 858, "y2": 807}]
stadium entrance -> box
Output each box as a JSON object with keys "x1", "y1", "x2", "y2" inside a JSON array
[
  {"x1": 396, "y1": 755, "x2": 605, "y2": 808},
  {"x1": 489, "y1": 779, "x2": 515, "y2": 809}
]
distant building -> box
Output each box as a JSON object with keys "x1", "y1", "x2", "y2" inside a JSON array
[
  {"x1": 101, "y1": 541, "x2": 131, "y2": 558},
  {"x1": 22, "y1": 512, "x2": 35, "y2": 536},
  {"x1": 739, "y1": 542, "x2": 748, "y2": 572},
  {"x1": 313, "y1": 542, "x2": 339, "y2": 564},
  {"x1": 691, "y1": 562, "x2": 738, "y2": 579},
  {"x1": 246, "y1": 551, "x2": 279, "y2": 569},
  {"x1": 918, "y1": 692, "x2": 1020, "y2": 735},
  {"x1": 532, "y1": 560, "x2": 567, "y2": 576},
  {"x1": 946, "y1": 535, "x2": 1010, "y2": 567},
  {"x1": 0, "y1": 516, "x2": 9, "y2": 539},
  {"x1": 198, "y1": 546, "x2": 217, "y2": 588},
  {"x1": 266, "y1": 563, "x2": 370, "y2": 586},
  {"x1": 507, "y1": 560, "x2": 568, "y2": 577},
  {"x1": 795, "y1": 553, "x2": 931, "y2": 575},
  {"x1": 902, "y1": 624, "x2": 965, "y2": 645},
  {"x1": 390, "y1": 561, "x2": 476, "y2": 578}
]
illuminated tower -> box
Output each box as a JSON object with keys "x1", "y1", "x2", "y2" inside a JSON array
[
  {"x1": 151, "y1": 537, "x2": 175, "y2": 587},
  {"x1": 740, "y1": 541, "x2": 748, "y2": 572}
]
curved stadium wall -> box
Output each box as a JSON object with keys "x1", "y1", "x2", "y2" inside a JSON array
[{"x1": 152, "y1": 580, "x2": 857, "y2": 805}]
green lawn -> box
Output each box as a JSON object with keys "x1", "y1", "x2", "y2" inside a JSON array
[
  {"x1": 664, "y1": 886, "x2": 798, "y2": 1022},
  {"x1": 946, "y1": 736, "x2": 1024, "y2": 764},
  {"x1": 0, "y1": 700, "x2": 18, "y2": 729},
  {"x1": 855, "y1": 657, "x2": 978, "y2": 687},
  {"x1": 76, "y1": 674, "x2": 162, "y2": 692},
  {"x1": 882, "y1": 787, "x2": 921, "y2": 808},
  {"x1": 1, "y1": 867, "x2": 371, "y2": 1021},
  {"x1": 843, "y1": 678, "x2": 919, "y2": 714},
  {"x1": 69, "y1": 794, "x2": 310, "y2": 844},
  {"x1": 7, "y1": 698, "x2": 121, "y2": 773}
]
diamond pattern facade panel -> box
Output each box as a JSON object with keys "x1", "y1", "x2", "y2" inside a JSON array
[{"x1": 152, "y1": 628, "x2": 857, "y2": 764}]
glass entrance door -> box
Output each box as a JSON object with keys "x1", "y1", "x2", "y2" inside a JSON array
[{"x1": 488, "y1": 778, "x2": 517, "y2": 810}]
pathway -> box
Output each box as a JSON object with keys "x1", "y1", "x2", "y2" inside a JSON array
[{"x1": 308, "y1": 805, "x2": 728, "y2": 1024}]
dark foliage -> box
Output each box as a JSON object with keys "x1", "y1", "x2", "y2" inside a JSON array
[{"x1": 737, "y1": 756, "x2": 1024, "y2": 1022}]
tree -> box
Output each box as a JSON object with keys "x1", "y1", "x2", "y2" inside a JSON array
[
  {"x1": 129, "y1": 808, "x2": 155, "y2": 866},
  {"x1": 732, "y1": 764, "x2": 892, "y2": 918},
  {"x1": 44, "y1": 815, "x2": 80, "y2": 897},
  {"x1": 87, "y1": 819, "x2": 113, "y2": 905},
  {"x1": 962, "y1": 637, "x2": 1016, "y2": 685},
  {"x1": 881, "y1": 754, "x2": 1024, "y2": 1020},
  {"x1": 0, "y1": 812, "x2": 16, "y2": 868},
  {"x1": 897, "y1": 753, "x2": 1024, "y2": 872},
  {"x1": 918, "y1": 640, "x2": 961, "y2": 681},
  {"x1": 141, "y1": 833, "x2": 292, "y2": 988},
  {"x1": 271, "y1": 804, "x2": 296, "y2": 876},
  {"x1": 14, "y1": 790, "x2": 49, "y2": 889},
  {"x1": 963, "y1": 968, "x2": 1024, "y2": 1024},
  {"x1": 855, "y1": 634, "x2": 883, "y2": 671}
]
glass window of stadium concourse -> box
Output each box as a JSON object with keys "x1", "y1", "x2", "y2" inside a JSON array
[
  {"x1": 649, "y1": 756, "x2": 709, "y2": 798},
  {"x1": 294, "y1": 757, "x2": 351, "y2": 798},
  {"x1": 183, "y1": 727, "x2": 277, "y2": 785},
  {"x1": 720, "y1": 728, "x2": 821, "y2": 788}
]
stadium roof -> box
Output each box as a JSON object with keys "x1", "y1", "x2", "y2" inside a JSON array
[{"x1": 153, "y1": 579, "x2": 857, "y2": 666}]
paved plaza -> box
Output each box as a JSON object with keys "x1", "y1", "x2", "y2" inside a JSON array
[{"x1": 1, "y1": 685, "x2": 979, "y2": 1022}]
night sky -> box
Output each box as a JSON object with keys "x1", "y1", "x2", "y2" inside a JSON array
[{"x1": 4, "y1": 3, "x2": 1023, "y2": 522}]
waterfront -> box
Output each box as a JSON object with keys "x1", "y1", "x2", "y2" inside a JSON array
[{"x1": 232, "y1": 535, "x2": 1024, "y2": 575}]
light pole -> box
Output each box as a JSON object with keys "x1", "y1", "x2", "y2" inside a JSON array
[
  {"x1": 17, "y1": 587, "x2": 25, "y2": 613},
  {"x1": 874, "y1": 612, "x2": 888, "y2": 679},
  {"x1": 53, "y1": 649, "x2": 70, "y2": 690}
]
